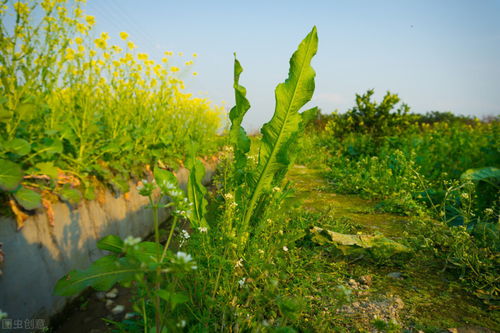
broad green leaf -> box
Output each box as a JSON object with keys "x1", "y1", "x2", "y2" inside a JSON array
[
  {"x1": 129, "y1": 241, "x2": 163, "y2": 264},
  {"x1": 97, "y1": 235, "x2": 124, "y2": 253},
  {"x1": 54, "y1": 255, "x2": 142, "y2": 296},
  {"x1": 0, "y1": 159, "x2": 23, "y2": 191},
  {"x1": 461, "y1": 167, "x2": 500, "y2": 185},
  {"x1": 34, "y1": 162, "x2": 59, "y2": 178},
  {"x1": 243, "y1": 27, "x2": 318, "y2": 227},
  {"x1": 154, "y1": 166, "x2": 178, "y2": 193},
  {"x1": 156, "y1": 290, "x2": 189, "y2": 310},
  {"x1": 59, "y1": 185, "x2": 82, "y2": 205},
  {"x1": 229, "y1": 56, "x2": 251, "y2": 185},
  {"x1": 186, "y1": 157, "x2": 208, "y2": 228},
  {"x1": 14, "y1": 186, "x2": 42, "y2": 210},
  {"x1": 40, "y1": 138, "x2": 63, "y2": 157},
  {"x1": 5, "y1": 138, "x2": 31, "y2": 156}
]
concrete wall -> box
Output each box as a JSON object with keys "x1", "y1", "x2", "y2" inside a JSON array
[{"x1": 0, "y1": 162, "x2": 216, "y2": 324}]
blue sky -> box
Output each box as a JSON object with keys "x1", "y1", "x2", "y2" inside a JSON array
[{"x1": 85, "y1": 0, "x2": 499, "y2": 130}]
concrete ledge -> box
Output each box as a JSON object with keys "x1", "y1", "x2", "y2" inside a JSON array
[{"x1": 0, "y1": 160, "x2": 216, "y2": 323}]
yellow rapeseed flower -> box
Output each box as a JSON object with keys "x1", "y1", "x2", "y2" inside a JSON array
[
  {"x1": 161, "y1": 57, "x2": 168, "y2": 63},
  {"x1": 137, "y1": 53, "x2": 148, "y2": 61},
  {"x1": 127, "y1": 41, "x2": 136, "y2": 49},
  {"x1": 65, "y1": 48, "x2": 75, "y2": 60},
  {"x1": 77, "y1": 45, "x2": 85, "y2": 53},
  {"x1": 170, "y1": 66, "x2": 179, "y2": 73},
  {"x1": 57, "y1": 6, "x2": 67, "y2": 16},
  {"x1": 41, "y1": 0, "x2": 55, "y2": 12},
  {"x1": 74, "y1": 7, "x2": 83, "y2": 17},
  {"x1": 192, "y1": 72, "x2": 198, "y2": 76},
  {"x1": 192, "y1": 53, "x2": 198, "y2": 57},
  {"x1": 76, "y1": 23, "x2": 87, "y2": 34},
  {"x1": 74, "y1": 37, "x2": 83, "y2": 45},
  {"x1": 13, "y1": 2, "x2": 30, "y2": 17},
  {"x1": 85, "y1": 15, "x2": 95, "y2": 26},
  {"x1": 94, "y1": 38, "x2": 107, "y2": 49},
  {"x1": 164, "y1": 51, "x2": 173, "y2": 56},
  {"x1": 120, "y1": 32, "x2": 129, "y2": 40},
  {"x1": 101, "y1": 32, "x2": 110, "y2": 40},
  {"x1": 185, "y1": 60, "x2": 193, "y2": 66}
]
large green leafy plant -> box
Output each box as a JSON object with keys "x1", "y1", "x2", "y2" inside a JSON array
[
  {"x1": 54, "y1": 27, "x2": 319, "y2": 331},
  {"x1": 182, "y1": 26, "x2": 319, "y2": 329}
]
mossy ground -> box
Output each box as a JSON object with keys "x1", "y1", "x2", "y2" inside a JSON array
[{"x1": 284, "y1": 165, "x2": 499, "y2": 332}]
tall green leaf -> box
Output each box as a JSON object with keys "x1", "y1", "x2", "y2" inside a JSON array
[
  {"x1": 186, "y1": 157, "x2": 208, "y2": 228},
  {"x1": 229, "y1": 55, "x2": 251, "y2": 185},
  {"x1": 243, "y1": 26, "x2": 318, "y2": 227}
]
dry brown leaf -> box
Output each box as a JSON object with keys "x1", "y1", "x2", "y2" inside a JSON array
[
  {"x1": 23, "y1": 174, "x2": 51, "y2": 180},
  {"x1": 42, "y1": 198, "x2": 55, "y2": 227},
  {"x1": 96, "y1": 185, "x2": 106, "y2": 205},
  {"x1": 9, "y1": 199, "x2": 29, "y2": 230}
]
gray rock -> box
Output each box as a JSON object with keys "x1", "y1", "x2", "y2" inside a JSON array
[
  {"x1": 105, "y1": 288, "x2": 118, "y2": 299},
  {"x1": 95, "y1": 291, "x2": 106, "y2": 301},
  {"x1": 105, "y1": 299, "x2": 114, "y2": 309},
  {"x1": 124, "y1": 312, "x2": 136, "y2": 320},
  {"x1": 111, "y1": 305, "x2": 125, "y2": 315}
]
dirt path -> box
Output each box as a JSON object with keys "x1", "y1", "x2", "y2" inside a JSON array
[
  {"x1": 286, "y1": 165, "x2": 500, "y2": 332},
  {"x1": 287, "y1": 165, "x2": 411, "y2": 237}
]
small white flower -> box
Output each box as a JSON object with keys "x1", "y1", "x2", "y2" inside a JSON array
[
  {"x1": 0, "y1": 310, "x2": 7, "y2": 320},
  {"x1": 258, "y1": 249, "x2": 264, "y2": 254},
  {"x1": 180, "y1": 229, "x2": 190, "y2": 240},
  {"x1": 235, "y1": 258, "x2": 244, "y2": 268},
  {"x1": 224, "y1": 193, "x2": 234, "y2": 200},
  {"x1": 266, "y1": 218, "x2": 272, "y2": 224},
  {"x1": 163, "y1": 181, "x2": 176, "y2": 190},
  {"x1": 238, "y1": 278, "x2": 246, "y2": 287},
  {"x1": 461, "y1": 193, "x2": 469, "y2": 200},
  {"x1": 171, "y1": 189, "x2": 183, "y2": 197},
  {"x1": 176, "y1": 319, "x2": 186, "y2": 328},
  {"x1": 230, "y1": 201, "x2": 238, "y2": 208},
  {"x1": 175, "y1": 251, "x2": 193, "y2": 263},
  {"x1": 272, "y1": 186, "x2": 281, "y2": 193},
  {"x1": 283, "y1": 246, "x2": 289, "y2": 252},
  {"x1": 198, "y1": 227, "x2": 208, "y2": 233},
  {"x1": 124, "y1": 235, "x2": 142, "y2": 247}
]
